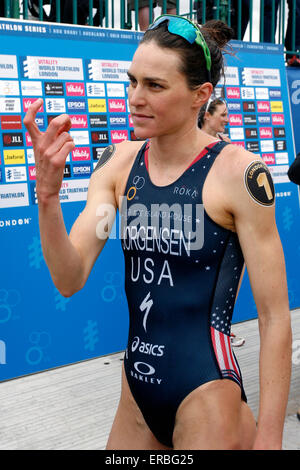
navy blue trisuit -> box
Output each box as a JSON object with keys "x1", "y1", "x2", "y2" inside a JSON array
[{"x1": 120, "y1": 140, "x2": 247, "y2": 447}]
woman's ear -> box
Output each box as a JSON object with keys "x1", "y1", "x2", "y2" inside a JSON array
[{"x1": 193, "y1": 82, "x2": 213, "y2": 109}]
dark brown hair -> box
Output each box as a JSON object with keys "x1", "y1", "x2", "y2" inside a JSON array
[
  {"x1": 140, "y1": 19, "x2": 234, "y2": 89},
  {"x1": 198, "y1": 97, "x2": 227, "y2": 127}
]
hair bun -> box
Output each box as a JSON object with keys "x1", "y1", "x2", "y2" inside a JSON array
[{"x1": 201, "y1": 20, "x2": 234, "y2": 49}]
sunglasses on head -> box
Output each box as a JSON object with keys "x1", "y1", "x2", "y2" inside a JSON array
[
  {"x1": 147, "y1": 14, "x2": 212, "y2": 82},
  {"x1": 205, "y1": 96, "x2": 227, "y2": 112}
]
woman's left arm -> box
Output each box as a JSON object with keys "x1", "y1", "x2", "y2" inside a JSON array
[{"x1": 226, "y1": 154, "x2": 292, "y2": 450}]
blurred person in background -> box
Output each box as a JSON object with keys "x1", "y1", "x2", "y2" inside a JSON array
[
  {"x1": 263, "y1": 0, "x2": 300, "y2": 66},
  {"x1": 128, "y1": 0, "x2": 176, "y2": 31},
  {"x1": 194, "y1": 0, "x2": 250, "y2": 40}
]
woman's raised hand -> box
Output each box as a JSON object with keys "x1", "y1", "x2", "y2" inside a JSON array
[{"x1": 24, "y1": 98, "x2": 75, "y2": 202}]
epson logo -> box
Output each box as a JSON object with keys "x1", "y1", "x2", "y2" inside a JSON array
[
  {"x1": 67, "y1": 98, "x2": 86, "y2": 111},
  {"x1": 227, "y1": 102, "x2": 241, "y2": 111},
  {"x1": 110, "y1": 115, "x2": 127, "y2": 126},
  {"x1": 0, "y1": 217, "x2": 31, "y2": 228},
  {"x1": 258, "y1": 115, "x2": 271, "y2": 124},
  {"x1": 73, "y1": 164, "x2": 91, "y2": 176}
]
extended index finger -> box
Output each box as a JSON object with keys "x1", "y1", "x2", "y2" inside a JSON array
[{"x1": 23, "y1": 98, "x2": 43, "y2": 144}]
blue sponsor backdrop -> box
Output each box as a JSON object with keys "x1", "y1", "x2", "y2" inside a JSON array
[{"x1": 0, "y1": 20, "x2": 299, "y2": 381}]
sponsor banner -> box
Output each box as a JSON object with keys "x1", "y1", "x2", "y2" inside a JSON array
[
  {"x1": 86, "y1": 82, "x2": 105, "y2": 97},
  {"x1": 274, "y1": 127, "x2": 286, "y2": 138},
  {"x1": 88, "y1": 98, "x2": 106, "y2": 112},
  {"x1": 269, "y1": 88, "x2": 281, "y2": 98},
  {"x1": 262, "y1": 153, "x2": 275, "y2": 165},
  {"x1": 70, "y1": 130, "x2": 89, "y2": 145},
  {"x1": 87, "y1": 59, "x2": 131, "y2": 81},
  {"x1": 109, "y1": 114, "x2": 127, "y2": 127},
  {"x1": 244, "y1": 114, "x2": 257, "y2": 125},
  {"x1": 257, "y1": 101, "x2": 270, "y2": 112},
  {"x1": 245, "y1": 128, "x2": 258, "y2": 139},
  {"x1": 243, "y1": 101, "x2": 255, "y2": 112},
  {"x1": 229, "y1": 114, "x2": 243, "y2": 126},
  {"x1": 260, "y1": 139, "x2": 274, "y2": 152},
  {"x1": 89, "y1": 114, "x2": 108, "y2": 128},
  {"x1": 258, "y1": 114, "x2": 271, "y2": 124},
  {"x1": 69, "y1": 114, "x2": 88, "y2": 129},
  {"x1": 58, "y1": 178, "x2": 89, "y2": 202},
  {"x1": 106, "y1": 82, "x2": 125, "y2": 97},
  {"x1": 72, "y1": 163, "x2": 92, "y2": 178},
  {"x1": 91, "y1": 130, "x2": 109, "y2": 144},
  {"x1": 0, "y1": 115, "x2": 22, "y2": 130},
  {"x1": 270, "y1": 100, "x2": 283, "y2": 112},
  {"x1": 229, "y1": 127, "x2": 244, "y2": 140},
  {"x1": 21, "y1": 80, "x2": 42, "y2": 96},
  {"x1": 64, "y1": 164, "x2": 71, "y2": 178},
  {"x1": 241, "y1": 67, "x2": 281, "y2": 87},
  {"x1": 66, "y1": 82, "x2": 85, "y2": 96},
  {"x1": 3, "y1": 148, "x2": 25, "y2": 165},
  {"x1": 44, "y1": 81, "x2": 64, "y2": 95},
  {"x1": 2, "y1": 132, "x2": 24, "y2": 147},
  {"x1": 226, "y1": 87, "x2": 240, "y2": 99},
  {"x1": 5, "y1": 165, "x2": 27, "y2": 183},
  {"x1": 25, "y1": 132, "x2": 32, "y2": 146},
  {"x1": 92, "y1": 146, "x2": 106, "y2": 160},
  {"x1": 0, "y1": 54, "x2": 18, "y2": 78},
  {"x1": 71, "y1": 147, "x2": 91, "y2": 161},
  {"x1": 259, "y1": 127, "x2": 273, "y2": 139},
  {"x1": 255, "y1": 87, "x2": 269, "y2": 100},
  {"x1": 67, "y1": 97, "x2": 86, "y2": 112},
  {"x1": 22, "y1": 97, "x2": 43, "y2": 112},
  {"x1": 241, "y1": 87, "x2": 255, "y2": 99},
  {"x1": 274, "y1": 140, "x2": 286, "y2": 151},
  {"x1": 0, "y1": 79, "x2": 19, "y2": 96},
  {"x1": 45, "y1": 98, "x2": 65, "y2": 113},
  {"x1": 231, "y1": 141, "x2": 245, "y2": 149},
  {"x1": 22, "y1": 56, "x2": 84, "y2": 80},
  {"x1": 268, "y1": 164, "x2": 289, "y2": 184},
  {"x1": 28, "y1": 165, "x2": 36, "y2": 180},
  {"x1": 108, "y1": 99, "x2": 126, "y2": 113},
  {"x1": 26, "y1": 148, "x2": 35, "y2": 164},
  {"x1": 0, "y1": 182, "x2": 29, "y2": 207},
  {"x1": 110, "y1": 129, "x2": 128, "y2": 143},
  {"x1": 275, "y1": 152, "x2": 289, "y2": 165},
  {"x1": 272, "y1": 114, "x2": 285, "y2": 125},
  {"x1": 35, "y1": 114, "x2": 45, "y2": 129},
  {"x1": 221, "y1": 66, "x2": 239, "y2": 86},
  {"x1": 0, "y1": 97, "x2": 21, "y2": 112},
  {"x1": 227, "y1": 101, "x2": 241, "y2": 111},
  {"x1": 245, "y1": 141, "x2": 260, "y2": 152}
]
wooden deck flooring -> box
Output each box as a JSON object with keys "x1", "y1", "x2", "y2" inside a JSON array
[{"x1": 0, "y1": 309, "x2": 299, "y2": 450}]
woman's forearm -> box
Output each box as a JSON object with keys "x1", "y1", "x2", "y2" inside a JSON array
[
  {"x1": 255, "y1": 315, "x2": 292, "y2": 449},
  {"x1": 38, "y1": 194, "x2": 85, "y2": 297}
]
